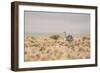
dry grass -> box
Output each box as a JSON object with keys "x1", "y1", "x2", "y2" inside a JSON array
[{"x1": 24, "y1": 35, "x2": 90, "y2": 61}]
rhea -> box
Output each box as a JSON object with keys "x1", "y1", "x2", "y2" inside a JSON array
[{"x1": 63, "y1": 32, "x2": 73, "y2": 43}]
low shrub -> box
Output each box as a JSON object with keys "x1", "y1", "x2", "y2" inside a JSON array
[{"x1": 49, "y1": 35, "x2": 60, "y2": 40}]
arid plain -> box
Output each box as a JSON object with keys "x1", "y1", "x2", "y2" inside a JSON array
[{"x1": 24, "y1": 33, "x2": 90, "y2": 61}]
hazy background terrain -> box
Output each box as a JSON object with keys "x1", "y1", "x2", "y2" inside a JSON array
[{"x1": 25, "y1": 11, "x2": 90, "y2": 36}]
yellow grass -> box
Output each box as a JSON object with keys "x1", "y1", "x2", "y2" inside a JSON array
[{"x1": 24, "y1": 35, "x2": 90, "y2": 61}]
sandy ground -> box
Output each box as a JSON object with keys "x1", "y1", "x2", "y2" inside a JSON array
[{"x1": 24, "y1": 35, "x2": 90, "y2": 61}]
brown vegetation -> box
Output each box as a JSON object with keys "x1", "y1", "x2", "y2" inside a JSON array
[{"x1": 24, "y1": 34, "x2": 90, "y2": 61}]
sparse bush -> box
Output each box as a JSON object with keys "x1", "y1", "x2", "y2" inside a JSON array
[
  {"x1": 82, "y1": 36, "x2": 90, "y2": 41},
  {"x1": 30, "y1": 36, "x2": 35, "y2": 39},
  {"x1": 49, "y1": 35, "x2": 60, "y2": 40}
]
